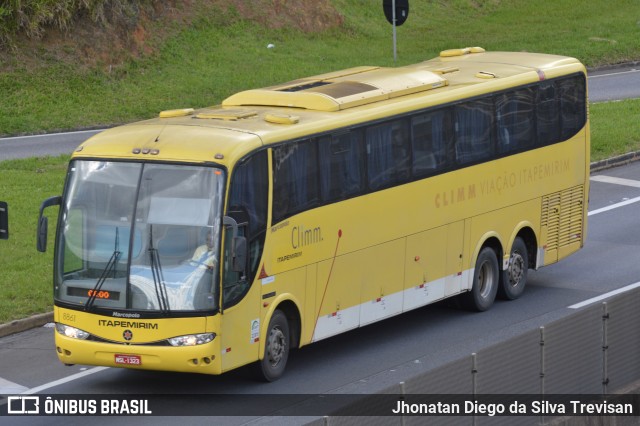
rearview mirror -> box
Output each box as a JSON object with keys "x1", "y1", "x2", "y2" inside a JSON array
[
  {"x1": 0, "y1": 201, "x2": 8, "y2": 240},
  {"x1": 37, "y1": 196, "x2": 62, "y2": 252},
  {"x1": 37, "y1": 216, "x2": 48, "y2": 252}
]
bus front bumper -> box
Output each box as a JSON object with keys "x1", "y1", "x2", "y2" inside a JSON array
[{"x1": 55, "y1": 333, "x2": 223, "y2": 375}]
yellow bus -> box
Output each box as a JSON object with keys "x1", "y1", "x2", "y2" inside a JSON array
[{"x1": 38, "y1": 47, "x2": 589, "y2": 381}]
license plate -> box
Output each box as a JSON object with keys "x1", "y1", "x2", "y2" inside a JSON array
[{"x1": 114, "y1": 354, "x2": 141, "y2": 365}]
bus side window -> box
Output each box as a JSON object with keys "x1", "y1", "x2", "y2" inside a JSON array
[
  {"x1": 222, "y1": 223, "x2": 248, "y2": 308},
  {"x1": 411, "y1": 109, "x2": 453, "y2": 176},
  {"x1": 536, "y1": 81, "x2": 560, "y2": 146},
  {"x1": 229, "y1": 151, "x2": 268, "y2": 237},
  {"x1": 319, "y1": 131, "x2": 365, "y2": 202},
  {"x1": 366, "y1": 119, "x2": 410, "y2": 190},
  {"x1": 454, "y1": 99, "x2": 494, "y2": 164},
  {"x1": 225, "y1": 151, "x2": 269, "y2": 308},
  {"x1": 390, "y1": 120, "x2": 410, "y2": 182},
  {"x1": 272, "y1": 140, "x2": 319, "y2": 224},
  {"x1": 496, "y1": 87, "x2": 535, "y2": 155},
  {"x1": 559, "y1": 76, "x2": 586, "y2": 140}
]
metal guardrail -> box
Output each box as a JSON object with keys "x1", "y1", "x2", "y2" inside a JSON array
[{"x1": 308, "y1": 287, "x2": 640, "y2": 426}]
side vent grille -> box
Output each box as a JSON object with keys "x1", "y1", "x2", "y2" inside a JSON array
[{"x1": 541, "y1": 185, "x2": 585, "y2": 261}]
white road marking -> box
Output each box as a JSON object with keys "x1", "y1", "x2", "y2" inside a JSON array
[
  {"x1": 0, "y1": 377, "x2": 29, "y2": 394},
  {"x1": 589, "y1": 195, "x2": 640, "y2": 216},
  {"x1": 588, "y1": 69, "x2": 640, "y2": 78},
  {"x1": 20, "y1": 367, "x2": 109, "y2": 395},
  {"x1": 568, "y1": 176, "x2": 640, "y2": 309},
  {"x1": 589, "y1": 175, "x2": 640, "y2": 216},
  {"x1": 590, "y1": 175, "x2": 640, "y2": 188},
  {"x1": 0, "y1": 129, "x2": 103, "y2": 141},
  {"x1": 569, "y1": 281, "x2": 640, "y2": 309}
]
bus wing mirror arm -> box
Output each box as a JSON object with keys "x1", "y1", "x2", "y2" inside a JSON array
[{"x1": 37, "y1": 195, "x2": 62, "y2": 252}]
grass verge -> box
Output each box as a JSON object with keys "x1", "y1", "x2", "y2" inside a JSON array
[
  {"x1": 0, "y1": 156, "x2": 67, "y2": 323},
  {"x1": 590, "y1": 99, "x2": 640, "y2": 160}
]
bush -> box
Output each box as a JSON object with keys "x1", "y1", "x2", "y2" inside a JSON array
[{"x1": 0, "y1": 0, "x2": 151, "y2": 48}]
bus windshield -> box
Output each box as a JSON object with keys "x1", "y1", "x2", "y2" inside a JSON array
[{"x1": 55, "y1": 160, "x2": 225, "y2": 313}]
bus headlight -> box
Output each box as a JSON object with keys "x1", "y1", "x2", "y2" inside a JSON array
[
  {"x1": 167, "y1": 333, "x2": 215, "y2": 347},
  {"x1": 55, "y1": 323, "x2": 90, "y2": 340}
]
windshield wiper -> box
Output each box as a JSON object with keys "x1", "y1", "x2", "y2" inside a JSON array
[
  {"x1": 86, "y1": 227, "x2": 121, "y2": 311},
  {"x1": 148, "y1": 225, "x2": 170, "y2": 314}
]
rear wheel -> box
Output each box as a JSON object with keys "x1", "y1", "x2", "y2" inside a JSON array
[
  {"x1": 462, "y1": 247, "x2": 499, "y2": 311},
  {"x1": 256, "y1": 310, "x2": 289, "y2": 382},
  {"x1": 499, "y1": 237, "x2": 528, "y2": 300}
]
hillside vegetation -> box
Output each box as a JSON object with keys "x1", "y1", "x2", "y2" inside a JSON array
[
  {"x1": 0, "y1": 1, "x2": 147, "y2": 46},
  {"x1": 1, "y1": 0, "x2": 640, "y2": 136}
]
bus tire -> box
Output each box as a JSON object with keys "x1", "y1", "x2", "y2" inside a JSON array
[
  {"x1": 499, "y1": 237, "x2": 528, "y2": 300},
  {"x1": 257, "y1": 309, "x2": 290, "y2": 382},
  {"x1": 463, "y1": 247, "x2": 499, "y2": 311}
]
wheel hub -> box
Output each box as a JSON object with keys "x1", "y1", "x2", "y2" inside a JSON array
[
  {"x1": 509, "y1": 253, "x2": 525, "y2": 286},
  {"x1": 267, "y1": 327, "x2": 286, "y2": 366},
  {"x1": 478, "y1": 261, "x2": 495, "y2": 298}
]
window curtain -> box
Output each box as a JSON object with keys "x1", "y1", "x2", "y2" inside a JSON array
[
  {"x1": 319, "y1": 133, "x2": 364, "y2": 201},
  {"x1": 273, "y1": 141, "x2": 319, "y2": 223},
  {"x1": 455, "y1": 100, "x2": 493, "y2": 164},
  {"x1": 229, "y1": 151, "x2": 268, "y2": 236}
]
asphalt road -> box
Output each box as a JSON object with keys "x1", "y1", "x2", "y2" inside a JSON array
[
  {"x1": 1, "y1": 160, "x2": 640, "y2": 425},
  {"x1": 0, "y1": 129, "x2": 102, "y2": 162},
  {"x1": 587, "y1": 65, "x2": 640, "y2": 102}
]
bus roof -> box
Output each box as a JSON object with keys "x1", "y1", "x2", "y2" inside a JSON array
[{"x1": 74, "y1": 49, "x2": 585, "y2": 166}]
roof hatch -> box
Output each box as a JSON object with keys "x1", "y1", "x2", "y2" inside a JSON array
[
  {"x1": 222, "y1": 66, "x2": 448, "y2": 112},
  {"x1": 194, "y1": 109, "x2": 258, "y2": 120},
  {"x1": 159, "y1": 108, "x2": 194, "y2": 118},
  {"x1": 439, "y1": 46, "x2": 486, "y2": 57}
]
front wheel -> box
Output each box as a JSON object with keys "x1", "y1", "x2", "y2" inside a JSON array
[
  {"x1": 462, "y1": 247, "x2": 499, "y2": 311},
  {"x1": 256, "y1": 310, "x2": 290, "y2": 382},
  {"x1": 499, "y1": 237, "x2": 528, "y2": 300}
]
